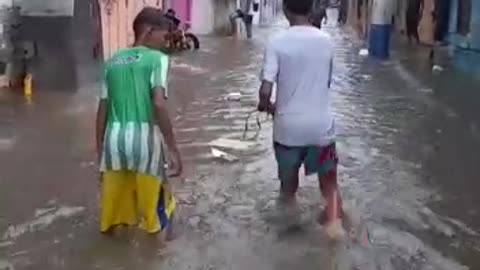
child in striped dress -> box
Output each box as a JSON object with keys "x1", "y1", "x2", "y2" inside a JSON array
[{"x1": 96, "y1": 7, "x2": 182, "y2": 236}]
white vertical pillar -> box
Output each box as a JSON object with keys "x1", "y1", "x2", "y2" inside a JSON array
[{"x1": 191, "y1": 0, "x2": 214, "y2": 34}]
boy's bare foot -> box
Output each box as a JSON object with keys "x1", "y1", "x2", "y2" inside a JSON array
[
  {"x1": 323, "y1": 219, "x2": 346, "y2": 240},
  {"x1": 102, "y1": 224, "x2": 129, "y2": 237}
]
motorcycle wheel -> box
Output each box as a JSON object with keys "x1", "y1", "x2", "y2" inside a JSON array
[{"x1": 184, "y1": 33, "x2": 200, "y2": 50}]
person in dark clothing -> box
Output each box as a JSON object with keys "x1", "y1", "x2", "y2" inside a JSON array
[
  {"x1": 337, "y1": 0, "x2": 348, "y2": 25},
  {"x1": 230, "y1": 0, "x2": 254, "y2": 38},
  {"x1": 406, "y1": 0, "x2": 424, "y2": 44},
  {"x1": 165, "y1": 9, "x2": 181, "y2": 30},
  {"x1": 310, "y1": 0, "x2": 328, "y2": 28},
  {"x1": 357, "y1": 0, "x2": 363, "y2": 19},
  {"x1": 433, "y1": 0, "x2": 450, "y2": 43}
]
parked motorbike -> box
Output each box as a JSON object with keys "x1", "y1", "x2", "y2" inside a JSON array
[{"x1": 166, "y1": 23, "x2": 200, "y2": 53}]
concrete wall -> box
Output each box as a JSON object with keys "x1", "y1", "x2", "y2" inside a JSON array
[
  {"x1": 447, "y1": 0, "x2": 480, "y2": 74},
  {"x1": 21, "y1": 16, "x2": 77, "y2": 91},
  {"x1": 348, "y1": 0, "x2": 435, "y2": 44},
  {"x1": 99, "y1": 0, "x2": 163, "y2": 59},
  {"x1": 213, "y1": 0, "x2": 236, "y2": 34},
  {"x1": 470, "y1": 0, "x2": 480, "y2": 50},
  {"x1": 191, "y1": 0, "x2": 215, "y2": 34},
  {"x1": 170, "y1": 0, "x2": 190, "y2": 23},
  {"x1": 19, "y1": 0, "x2": 98, "y2": 91},
  {"x1": 448, "y1": 0, "x2": 480, "y2": 50},
  {"x1": 258, "y1": 0, "x2": 278, "y2": 25},
  {"x1": 176, "y1": 0, "x2": 241, "y2": 35},
  {"x1": 184, "y1": 0, "x2": 280, "y2": 35},
  {"x1": 1, "y1": 0, "x2": 75, "y2": 16}
]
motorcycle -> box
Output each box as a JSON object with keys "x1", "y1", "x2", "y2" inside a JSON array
[{"x1": 166, "y1": 22, "x2": 200, "y2": 52}]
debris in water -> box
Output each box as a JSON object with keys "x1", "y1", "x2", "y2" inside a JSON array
[
  {"x1": 208, "y1": 138, "x2": 256, "y2": 151},
  {"x1": 359, "y1": 48, "x2": 369, "y2": 56},
  {"x1": 0, "y1": 241, "x2": 13, "y2": 248},
  {"x1": 226, "y1": 92, "x2": 242, "y2": 101},
  {"x1": 34, "y1": 206, "x2": 57, "y2": 218},
  {"x1": 420, "y1": 88, "x2": 434, "y2": 94},
  {"x1": 11, "y1": 250, "x2": 28, "y2": 257},
  {"x1": 432, "y1": 65, "x2": 444, "y2": 73},
  {"x1": 211, "y1": 148, "x2": 238, "y2": 162},
  {"x1": 187, "y1": 216, "x2": 201, "y2": 227},
  {"x1": 3, "y1": 206, "x2": 86, "y2": 240}
]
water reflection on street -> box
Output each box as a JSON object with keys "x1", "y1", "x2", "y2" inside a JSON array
[{"x1": 1, "y1": 15, "x2": 480, "y2": 270}]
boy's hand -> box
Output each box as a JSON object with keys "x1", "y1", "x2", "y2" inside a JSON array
[
  {"x1": 258, "y1": 101, "x2": 275, "y2": 116},
  {"x1": 97, "y1": 172, "x2": 103, "y2": 187},
  {"x1": 168, "y1": 147, "x2": 183, "y2": 178}
]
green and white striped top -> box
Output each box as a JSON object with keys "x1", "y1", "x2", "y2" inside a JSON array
[{"x1": 99, "y1": 46, "x2": 170, "y2": 179}]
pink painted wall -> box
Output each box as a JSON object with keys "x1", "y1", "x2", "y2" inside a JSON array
[
  {"x1": 169, "y1": 0, "x2": 192, "y2": 23},
  {"x1": 99, "y1": 0, "x2": 163, "y2": 59}
]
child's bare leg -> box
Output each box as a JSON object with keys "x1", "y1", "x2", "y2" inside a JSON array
[
  {"x1": 165, "y1": 213, "x2": 177, "y2": 241},
  {"x1": 319, "y1": 170, "x2": 345, "y2": 239}
]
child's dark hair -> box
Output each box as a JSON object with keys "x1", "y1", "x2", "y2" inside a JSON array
[
  {"x1": 284, "y1": 0, "x2": 314, "y2": 16},
  {"x1": 133, "y1": 7, "x2": 171, "y2": 40}
]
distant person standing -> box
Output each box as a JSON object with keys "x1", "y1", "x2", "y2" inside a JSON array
[
  {"x1": 258, "y1": 0, "x2": 345, "y2": 238},
  {"x1": 337, "y1": 0, "x2": 348, "y2": 25},
  {"x1": 406, "y1": 0, "x2": 424, "y2": 44},
  {"x1": 165, "y1": 8, "x2": 181, "y2": 29},
  {"x1": 310, "y1": 0, "x2": 328, "y2": 28},
  {"x1": 230, "y1": 0, "x2": 254, "y2": 38}
]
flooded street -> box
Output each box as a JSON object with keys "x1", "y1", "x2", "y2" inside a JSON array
[{"x1": 1, "y1": 16, "x2": 480, "y2": 270}]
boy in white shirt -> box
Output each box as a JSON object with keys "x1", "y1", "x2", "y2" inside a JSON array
[{"x1": 258, "y1": 0, "x2": 344, "y2": 238}]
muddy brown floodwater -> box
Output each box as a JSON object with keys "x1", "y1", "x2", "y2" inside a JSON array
[{"x1": 1, "y1": 11, "x2": 480, "y2": 270}]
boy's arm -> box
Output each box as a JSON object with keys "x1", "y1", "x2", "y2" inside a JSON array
[
  {"x1": 258, "y1": 40, "x2": 278, "y2": 114},
  {"x1": 153, "y1": 89, "x2": 177, "y2": 152},
  {"x1": 153, "y1": 89, "x2": 182, "y2": 177},
  {"x1": 96, "y1": 100, "x2": 107, "y2": 157},
  {"x1": 258, "y1": 81, "x2": 274, "y2": 114},
  {"x1": 96, "y1": 82, "x2": 108, "y2": 159},
  {"x1": 151, "y1": 53, "x2": 182, "y2": 177}
]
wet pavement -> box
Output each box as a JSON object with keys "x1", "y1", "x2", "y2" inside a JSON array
[{"x1": 2, "y1": 14, "x2": 480, "y2": 270}]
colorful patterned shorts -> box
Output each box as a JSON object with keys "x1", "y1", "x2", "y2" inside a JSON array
[{"x1": 274, "y1": 142, "x2": 338, "y2": 183}]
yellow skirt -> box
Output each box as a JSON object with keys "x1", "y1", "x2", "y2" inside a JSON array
[{"x1": 101, "y1": 171, "x2": 176, "y2": 234}]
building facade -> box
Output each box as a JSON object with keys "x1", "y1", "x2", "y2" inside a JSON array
[
  {"x1": 1, "y1": 0, "x2": 97, "y2": 91},
  {"x1": 162, "y1": 0, "x2": 235, "y2": 35},
  {"x1": 163, "y1": 0, "x2": 192, "y2": 25},
  {"x1": 447, "y1": 0, "x2": 480, "y2": 73},
  {"x1": 170, "y1": 0, "x2": 281, "y2": 35},
  {"x1": 347, "y1": 0, "x2": 437, "y2": 45},
  {"x1": 99, "y1": 0, "x2": 163, "y2": 59},
  {"x1": 346, "y1": 0, "x2": 480, "y2": 74}
]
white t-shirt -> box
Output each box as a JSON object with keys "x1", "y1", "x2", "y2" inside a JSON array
[{"x1": 261, "y1": 25, "x2": 335, "y2": 147}]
